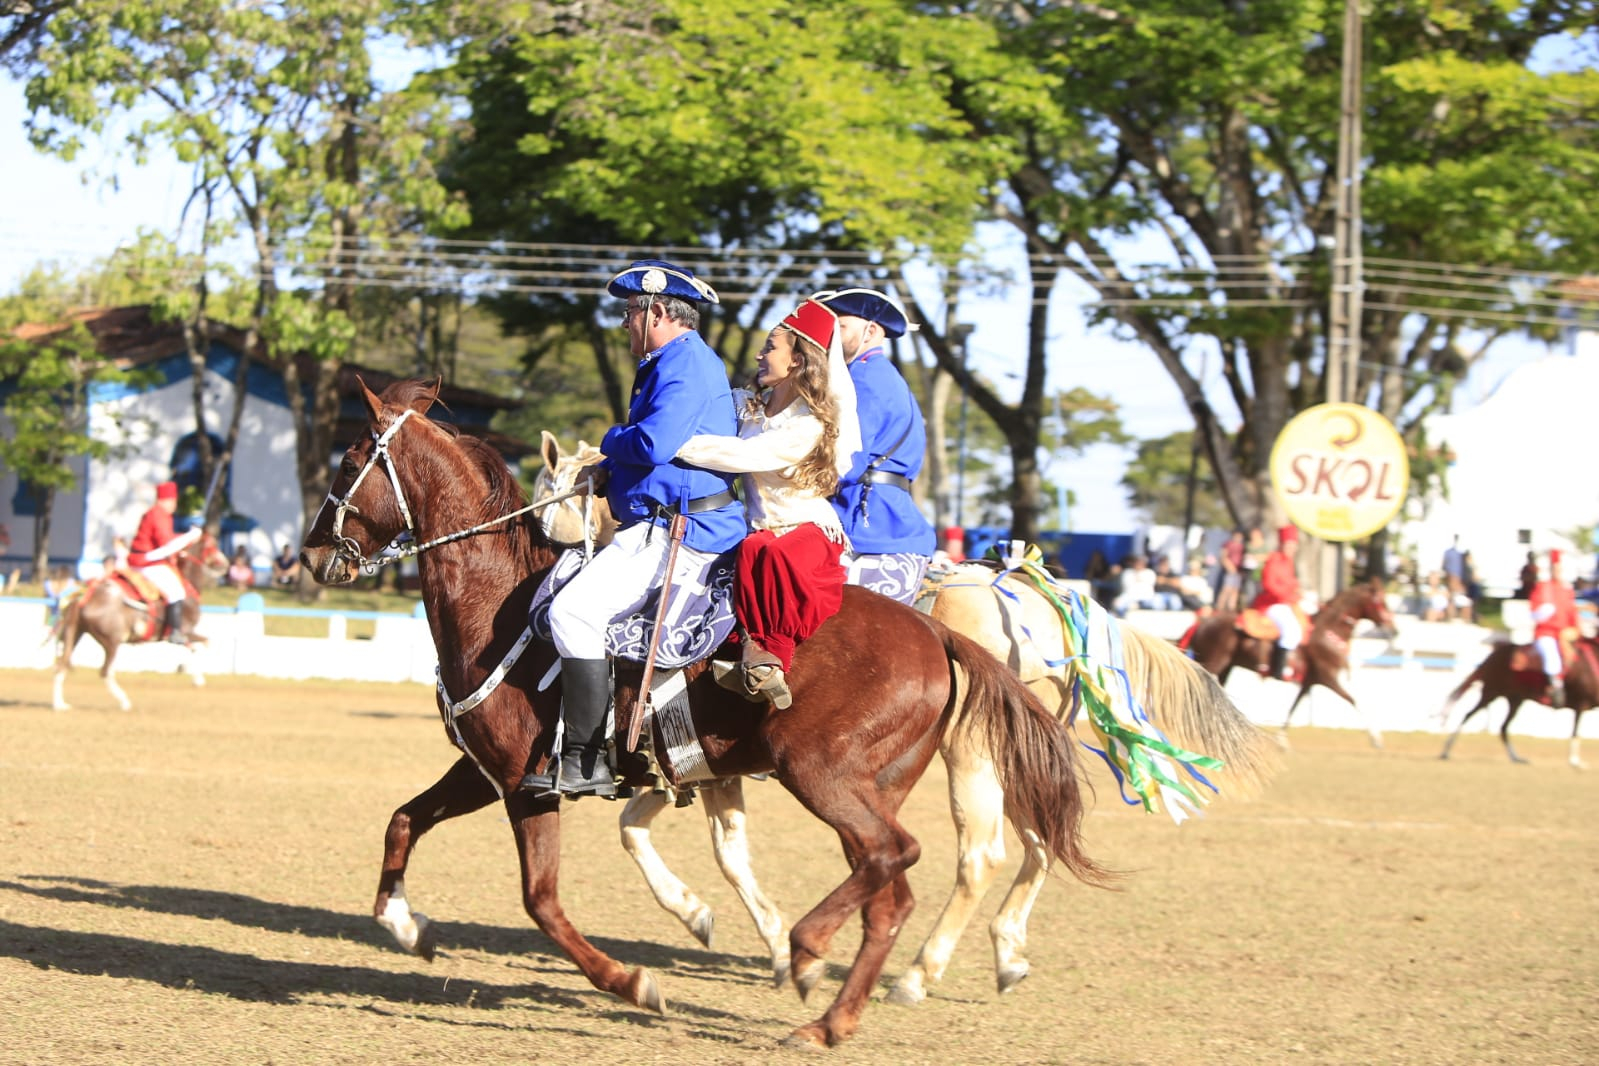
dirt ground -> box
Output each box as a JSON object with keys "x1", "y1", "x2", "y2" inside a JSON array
[{"x1": 2, "y1": 667, "x2": 1595, "y2": 1065}]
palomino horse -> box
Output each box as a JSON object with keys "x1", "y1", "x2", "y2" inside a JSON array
[
  {"x1": 1183, "y1": 579, "x2": 1396, "y2": 747},
  {"x1": 300, "y1": 379, "x2": 1108, "y2": 1049},
  {"x1": 535, "y1": 433, "x2": 1279, "y2": 1005},
  {"x1": 51, "y1": 532, "x2": 226, "y2": 711},
  {"x1": 1437, "y1": 639, "x2": 1596, "y2": 768}
]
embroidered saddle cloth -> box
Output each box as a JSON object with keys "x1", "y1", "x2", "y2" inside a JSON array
[{"x1": 529, "y1": 547, "x2": 738, "y2": 668}]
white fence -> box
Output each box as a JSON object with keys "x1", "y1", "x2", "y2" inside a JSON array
[{"x1": 4, "y1": 595, "x2": 1592, "y2": 742}]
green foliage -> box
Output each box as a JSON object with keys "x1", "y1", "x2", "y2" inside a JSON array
[{"x1": 1121, "y1": 431, "x2": 1233, "y2": 529}]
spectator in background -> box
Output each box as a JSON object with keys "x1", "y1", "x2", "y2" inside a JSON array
[
  {"x1": 1422, "y1": 572, "x2": 1449, "y2": 621},
  {"x1": 1084, "y1": 550, "x2": 1120, "y2": 607},
  {"x1": 1515, "y1": 551, "x2": 1538, "y2": 600},
  {"x1": 1441, "y1": 535, "x2": 1467, "y2": 620},
  {"x1": 226, "y1": 547, "x2": 256, "y2": 590},
  {"x1": 1180, "y1": 555, "x2": 1216, "y2": 611},
  {"x1": 1114, "y1": 555, "x2": 1159, "y2": 615},
  {"x1": 1459, "y1": 550, "x2": 1481, "y2": 623},
  {"x1": 1151, "y1": 556, "x2": 1186, "y2": 610},
  {"x1": 1240, "y1": 526, "x2": 1266, "y2": 603},
  {"x1": 271, "y1": 542, "x2": 300, "y2": 587},
  {"x1": 1215, "y1": 529, "x2": 1245, "y2": 612}
]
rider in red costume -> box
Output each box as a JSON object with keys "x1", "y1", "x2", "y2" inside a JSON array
[
  {"x1": 1529, "y1": 549, "x2": 1579, "y2": 708},
  {"x1": 127, "y1": 481, "x2": 202, "y2": 643},
  {"x1": 1250, "y1": 524, "x2": 1304, "y2": 680}
]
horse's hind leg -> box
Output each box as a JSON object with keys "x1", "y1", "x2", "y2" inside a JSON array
[
  {"x1": 987, "y1": 828, "x2": 1052, "y2": 996},
  {"x1": 100, "y1": 643, "x2": 131, "y2": 713},
  {"x1": 1324, "y1": 670, "x2": 1382, "y2": 749},
  {"x1": 1440, "y1": 694, "x2": 1493, "y2": 760},
  {"x1": 700, "y1": 780, "x2": 789, "y2": 982},
  {"x1": 887, "y1": 748, "x2": 1006, "y2": 1007},
  {"x1": 376, "y1": 755, "x2": 499, "y2": 959},
  {"x1": 1500, "y1": 700, "x2": 1529, "y2": 764},
  {"x1": 1570, "y1": 711, "x2": 1587, "y2": 770}
]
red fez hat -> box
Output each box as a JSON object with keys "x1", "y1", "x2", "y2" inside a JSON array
[
  {"x1": 156, "y1": 481, "x2": 179, "y2": 501},
  {"x1": 944, "y1": 526, "x2": 965, "y2": 541},
  {"x1": 1278, "y1": 524, "x2": 1299, "y2": 544},
  {"x1": 780, "y1": 299, "x2": 839, "y2": 354},
  {"x1": 1549, "y1": 549, "x2": 1562, "y2": 566}
]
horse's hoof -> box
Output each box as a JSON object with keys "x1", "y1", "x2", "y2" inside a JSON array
[
  {"x1": 780, "y1": 1025, "x2": 829, "y2": 1051},
  {"x1": 192, "y1": 675, "x2": 206, "y2": 688},
  {"x1": 885, "y1": 979, "x2": 925, "y2": 1007},
  {"x1": 793, "y1": 955, "x2": 826, "y2": 1003},
  {"x1": 414, "y1": 915, "x2": 437, "y2": 961},
  {"x1": 688, "y1": 908, "x2": 714, "y2": 949},
  {"x1": 772, "y1": 956, "x2": 791, "y2": 990},
  {"x1": 52, "y1": 703, "x2": 69, "y2": 712},
  {"x1": 996, "y1": 959, "x2": 1031, "y2": 995},
  {"x1": 630, "y1": 967, "x2": 666, "y2": 1014},
  {"x1": 1367, "y1": 733, "x2": 1384, "y2": 750}
]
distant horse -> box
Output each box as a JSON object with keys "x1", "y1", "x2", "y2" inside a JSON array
[
  {"x1": 300, "y1": 378, "x2": 1109, "y2": 1049},
  {"x1": 1437, "y1": 639, "x2": 1596, "y2": 768},
  {"x1": 536, "y1": 433, "x2": 1279, "y2": 1005},
  {"x1": 1182, "y1": 579, "x2": 1395, "y2": 747},
  {"x1": 51, "y1": 533, "x2": 226, "y2": 711}
]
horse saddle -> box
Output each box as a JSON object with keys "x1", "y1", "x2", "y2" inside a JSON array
[
  {"x1": 529, "y1": 547, "x2": 738, "y2": 671},
  {"x1": 1235, "y1": 606, "x2": 1307, "y2": 642}
]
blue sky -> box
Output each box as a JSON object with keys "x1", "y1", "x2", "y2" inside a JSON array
[{"x1": 0, "y1": 76, "x2": 1566, "y2": 533}]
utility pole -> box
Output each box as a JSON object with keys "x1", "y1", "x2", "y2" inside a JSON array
[
  {"x1": 1328, "y1": 0, "x2": 1364, "y2": 406},
  {"x1": 1322, "y1": 0, "x2": 1364, "y2": 598}
]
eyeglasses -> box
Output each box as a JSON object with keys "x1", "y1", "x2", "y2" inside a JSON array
[{"x1": 622, "y1": 302, "x2": 643, "y2": 323}]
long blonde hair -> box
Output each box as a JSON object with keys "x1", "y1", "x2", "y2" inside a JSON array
[{"x1": 745, "y1": 325, "x2": 840, "y2": 495}]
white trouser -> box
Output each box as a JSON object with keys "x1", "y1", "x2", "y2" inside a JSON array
[
  {"x1": 548, "y1": 520, "x2": 720, "y2": 660},
  {"x1": 1265, "y1": 603, "x2": 1302, "y2": 650},
  {"x1": 135, "y1": 563, "x2": 186, "y2": 602},
  {"x1": 1534, "y1": 635, "x2": 1564, "y2": 677}
]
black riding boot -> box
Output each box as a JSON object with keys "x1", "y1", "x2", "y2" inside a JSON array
[
  {"x1": 1548, "y1": 677, "x2": 1566, "y2": 709},
  {"x1": 163, "y1": 603, "x2": 189, "y2": 644},
  {"x1": 1267, "y1": 643, "x2": 1288, "y2": 680},
  {"x1": 523, "y1": 658, "x2": 616, "y2": 799}
]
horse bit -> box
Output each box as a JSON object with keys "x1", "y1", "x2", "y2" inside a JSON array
[{"x1": 324, "y1": 408, "x2": 593, "y2": 575}]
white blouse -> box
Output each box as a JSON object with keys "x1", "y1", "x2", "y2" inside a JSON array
[{"x1": 676, "y1": 388, "x2": 847, "y2": 541}]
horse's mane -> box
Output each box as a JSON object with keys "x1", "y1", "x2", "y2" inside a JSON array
[{"x1": 447, "y1": 423, "x2": 553, "y2": 573}]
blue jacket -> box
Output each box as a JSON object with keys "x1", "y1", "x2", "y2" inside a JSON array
[
  {"x1": 602, "y1": 330, "x2": 747, "y2": 553},
  {"x1": 831, "y1": 346, "x2": 936, "y2": 555}
]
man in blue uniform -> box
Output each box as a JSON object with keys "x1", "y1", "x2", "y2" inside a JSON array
[
  {"x1": 811, "y1": 288, "x2": 936, "y2": 603},
  {"x1": 528, "y1": 259, "x2": 747, "y2": 799}
]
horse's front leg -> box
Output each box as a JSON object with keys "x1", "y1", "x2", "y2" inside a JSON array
[
  {"x1": 375, "y1": 755, "x2": 498, "y2": 959},
  {"x1": 51, "y1": 609, "x2": 80, "y2": 711},
  {"x1": 98, "y1": 635, "x2": 131, "y2": 713},
  {"x1": 700, "y1": 779, "x2": 789, "y2": 983},
  {"x1": 508, "y1": 790, "x2": 664, "y2": 1013},
  {"x1": 618, "y1": 788, "x2": 720, "y2": 947}
]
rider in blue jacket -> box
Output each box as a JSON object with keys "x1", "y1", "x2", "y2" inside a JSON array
[{"x1": 531, "y1": 259, "x2": 746, "y2": 799}]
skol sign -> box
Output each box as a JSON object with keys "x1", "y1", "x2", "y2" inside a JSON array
[{"x1": 1269, "y1": 403, "x2": 1409, "y2": 542}]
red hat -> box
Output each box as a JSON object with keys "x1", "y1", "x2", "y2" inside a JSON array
[
  {"x1": 1549, "y1": 549, "x2": 1562, "y2": 566},
  {"x1": 780, "y1": 299, "x2": 839, "y2": 354},
  {"x1": 156, "y1": 481, "x2": 179, "y2": 501},
  {"x1": 1278, "y1": 524, "x2": 1299, "y2": 544},
  {"x1": 944, "y1": 526, "x2": 965, "y2": 542}
]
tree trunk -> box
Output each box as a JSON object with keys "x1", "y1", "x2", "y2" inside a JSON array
[{"x1": 31, "y1": 488, "x2": 52, "y2": 581}]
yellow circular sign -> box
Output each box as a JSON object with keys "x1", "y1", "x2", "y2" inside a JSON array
[{"x1": 1269, "y1": 403, "x2": 1409, "y2": 542}]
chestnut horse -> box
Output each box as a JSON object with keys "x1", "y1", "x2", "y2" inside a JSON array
[
  {"x1": 534, "y1": 432, "x2": 1278, "y2": 1005},
  {"x1": 300, "y1": 379, "x2": 1108, "y2": 1049},
  {"x1": 1183, "y1": 579, "x2": 1396, "y2": 747},
  {"x1": 50, "y1": 533, "x2": 226, "y2": 712},
  {"x1": 1437, "y1": 639, "x2": 1597, "y2": 768}
]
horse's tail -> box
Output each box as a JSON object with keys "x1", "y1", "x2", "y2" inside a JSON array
[
  {"x1": 1116, "y1": 621, "x2": 1280, "y2": 801},
  {"x1": 939, "y1": 624, "x2": 1114, "y2": 888}
]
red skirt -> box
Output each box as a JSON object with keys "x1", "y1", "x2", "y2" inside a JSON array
[{"x1": 734, "y1": 524, "x2": 846, "y2": 670}]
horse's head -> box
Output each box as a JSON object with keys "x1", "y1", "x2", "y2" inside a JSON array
[
  {"x1": 300, "y1": 378, "x2": 443, "y2": 585},
  {"x1": 1355, "y1": 577, "x2": 1397, "y2": 635},
  {"x1": 532, "y1": 430, "x2": 616, "y2": 549}
]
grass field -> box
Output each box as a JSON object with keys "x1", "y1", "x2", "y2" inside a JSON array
[{"x1": 1, "y1": 667, "x2": 1595, "y2": 1065}]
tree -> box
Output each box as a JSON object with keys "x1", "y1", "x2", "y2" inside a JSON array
[
  {"x1": 4, "y1": 1, "x2": 468, "y2": 596},
  {"x1": 1121, "y1": 430, "x2": 1232, "y2": 530}
]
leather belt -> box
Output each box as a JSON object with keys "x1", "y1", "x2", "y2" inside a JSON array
[
  {"x1": 648, "y1": 487, "x2": 738, "y2": 518},
  {"x1": 863, "y1": 470, "x2": 912, "y2": 493}
]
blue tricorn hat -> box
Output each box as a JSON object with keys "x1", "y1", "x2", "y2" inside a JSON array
[
  {"x1": 606, "y1": 259, "x2": 719, "y2": 304},
  {"x1": 809, "y1": 288, "x2": 915, "y2": 338}
]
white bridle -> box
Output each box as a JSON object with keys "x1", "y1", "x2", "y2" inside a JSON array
[{"x1": 320, "y1": 408, "x2": 595, "y2": 574}]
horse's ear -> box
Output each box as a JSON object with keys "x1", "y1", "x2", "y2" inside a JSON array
[
  {"x1": 408, "y1": 377, "x2": 442, "y2": 416},
  {"x1": 358, "y1": 375, "x2": 385, "y2": 425},
  {"x1": 541, "y1": 430, "x2": 562, "y2": 472}
]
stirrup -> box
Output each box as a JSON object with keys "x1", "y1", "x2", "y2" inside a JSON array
[{"x1": 742, "y1": 663, "x2": 793, "y2": 710}]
